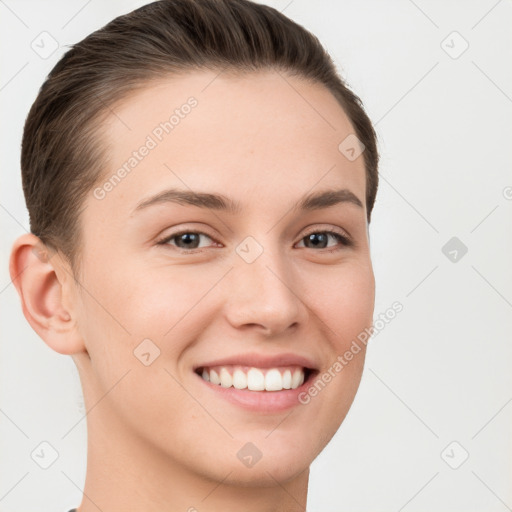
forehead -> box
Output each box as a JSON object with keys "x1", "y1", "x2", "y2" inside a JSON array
[{"x1": 90, "y1": 70, "x2": 366, "y2": 220}]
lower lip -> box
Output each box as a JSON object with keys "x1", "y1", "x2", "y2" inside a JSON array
[{"x1": 195, "y1": 372, "x2": 314, "y2": 413}]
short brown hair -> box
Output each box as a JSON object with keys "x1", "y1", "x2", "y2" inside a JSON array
[{"x1": 21, "y1": 0, "x2": 379, "y2": 275}]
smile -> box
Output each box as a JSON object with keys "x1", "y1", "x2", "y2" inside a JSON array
[
  {"x1": 192, "y1": 352, "x2": 319, "y2": 412},
  {"x1": 196, "y1": 365, "x2": 309, "y2": 391}
]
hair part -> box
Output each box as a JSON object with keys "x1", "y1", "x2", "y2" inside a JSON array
[{"x1": 21, "y1": 0, "x2": 379, "y2": 277}]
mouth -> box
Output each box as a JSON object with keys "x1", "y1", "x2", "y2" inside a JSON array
[
  {"x1": 194, "y1": 365, "x2": 316, "y2": 392},
  {"x1": 192, "y1": 353, "x2": 320, "y2": 412}
]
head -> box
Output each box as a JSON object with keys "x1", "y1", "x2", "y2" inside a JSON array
[{"x1": 11, "y1": 0, "x2": 378, "y2": 490}]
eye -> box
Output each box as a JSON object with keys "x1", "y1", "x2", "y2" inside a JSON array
[
  {"x1": 156, "y1": 228, "x2": 353, "y2": 253},
  {"x1": 157, "y1": 231, "x2": 218, "y2": 251},
  {"x1": 296, "y1": 230, "x2": 353, "y2": 251}
]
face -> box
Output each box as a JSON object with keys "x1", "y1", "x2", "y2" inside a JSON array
[{"x1": 71, "y1": 70, "x2": 375, "y2": 485}]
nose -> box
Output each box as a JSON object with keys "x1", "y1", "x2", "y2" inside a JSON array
[{"x1": 223, "y1": 245, "x2": 308, "y2": 337}]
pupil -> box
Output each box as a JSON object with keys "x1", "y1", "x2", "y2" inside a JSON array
[{"x1": 306, "y1": 233, "x2": 327, "y2": 248}]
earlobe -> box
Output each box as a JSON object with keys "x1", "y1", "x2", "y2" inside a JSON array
[{"x1": 9, "y1": 233, "x2": 86, "y2": 355}]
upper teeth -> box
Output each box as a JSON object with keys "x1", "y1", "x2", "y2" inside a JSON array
[{"x1": 200, "y1": 366, "x2": 305, "y2": 391}]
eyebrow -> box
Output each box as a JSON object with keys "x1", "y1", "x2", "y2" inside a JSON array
[{"x1": 132, "y1": 187, "x2": 363, "y2": 215}]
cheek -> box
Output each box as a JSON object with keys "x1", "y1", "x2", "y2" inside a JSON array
[
  {"x1": 303, "y1": 258, "x2": 375, "y2": 343},
  {"x1": 74, "y1": 264, "x2": 211, "y2": 453},
  {"x1": 75, "y1": 260, "x2": 233, "y2": 413},
  {"x1": 125, "y1": 264, "x2": 227, "y2": 345},
  {"x1": 79, "y1": 259, "x2": 215, "y2": 340},
  {"x1": 298, "y1": 260, "x2": 374, "y2": 420}
]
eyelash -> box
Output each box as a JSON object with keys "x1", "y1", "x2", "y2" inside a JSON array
[{"x1": 156, "y1": 228, "x2": 353, "y2": 253}]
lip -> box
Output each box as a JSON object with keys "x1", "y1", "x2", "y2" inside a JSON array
[
  {"x1": 193, "y1": 352, "x2": 318, "y2": 372},
  {"x1": 193, "y1": 352, "x2": 319, "y2": 413}
]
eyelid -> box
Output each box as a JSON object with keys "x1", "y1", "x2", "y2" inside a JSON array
[
  {"x1": 155, "y1": 221, "x2": 219, "y2": 241},
  {"x1": 299, "y1": 224, "x2": 353, "y2": 245}
]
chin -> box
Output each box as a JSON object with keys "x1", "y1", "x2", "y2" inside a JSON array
[
  {"x1": 213, "y1": 454, "x2": 312, "y2": 488},
  {"x1": 203, "y1": 433, "x2": 319, "y2": 486}
]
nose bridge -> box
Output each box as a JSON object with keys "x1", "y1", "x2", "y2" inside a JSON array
[{"x1": 225, "y1": 236, "x2": 305, "y2": 333}]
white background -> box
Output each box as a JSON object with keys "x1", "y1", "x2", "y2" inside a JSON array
[{"x1": 1, "y1": 1, "x2": 511, "y2": 511}]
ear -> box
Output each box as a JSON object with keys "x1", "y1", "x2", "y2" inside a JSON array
[{"x1": 9, "y1": 233, "x2": 86, "y2": 355}]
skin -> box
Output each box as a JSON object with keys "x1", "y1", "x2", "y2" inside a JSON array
[{"x1": 10, "y1": 70, "x2": 375, "y2": 512}]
